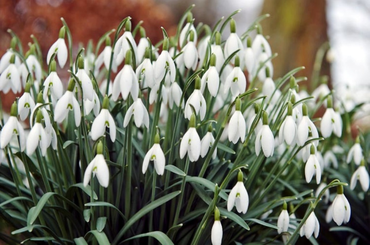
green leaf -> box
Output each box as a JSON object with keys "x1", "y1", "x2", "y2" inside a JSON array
[
  {"x1": 63, "y1": 140, "x2": 77, "y2": 149},
  {"x1": 186, "y1": 176, "x2": 228, "y2": 201},
  {"x1": 85, "y1": 202, "x2": 126, "y2": 221},
  {"x1": 217, "y1": 142, "x2": 236, "y2": 154},
  {"x1": 66, "y1": 183, "x2": 98, "y2": 201},
  {"x1": 83, "y1": 209, "x2": 91, "y2": 222},
  {"x1": 165, "y1": 165, "x2": 186, "y2": 176},
  {"x1": 97, "y1": 217, "x2": 107, "y2": 232},
  {"x1": 123, "y1": 231, "x2": 174, "y2": 245},
  {"x1": 246, "y1": 218, "x2": 277, "y2": 229},
  {"x1": 74, "y1": 237, "x2": 88, "y2": 245},
  {"x1": 89, "y1": 230, "x2": 111, "y2": 245},
  {"x1": 0, "y1": 196, "x2": 33, "y2": 208},
  {"x1": 113, "y1": 191, "x2": 180, "y2": 244},
  {"x1": 219, "y1": 208, "x2": 250, "y2": 231},
  {"x1": 28, "y1": 192, "x2": 55, "y2": 226}
]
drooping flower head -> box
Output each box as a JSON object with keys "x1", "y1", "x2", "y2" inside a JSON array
[
  {"x1": 331, "y1": 185, "x2": 351, "y2": 226},
  {"x1": 320, "y1": 96, "x2": 342, "y2": 138},
  {"x1": 47, "y1": 26, "x2": 68, "y2": 68},
  {"x1": 347, "y1": 136, "x2": 363, "y2": 165},
  {"x1": 0, "y1": 54, "x2": 21, "y2": 94},
  {"x1": 201, "y1": 124, "x2": 217, "y2": 159},
  {"x1": 184, "y1": 76, "x2": 206, "y2": 121},
  {"x1": 201, "y1": 53, "x2": 220, "y2": 97},
  {"x1": 142, "y1": 131, "x2": 165, "y2": 175},
  {"x1": 211, "y1": 207, "x2": 223, "y2": 245},
  {"x1": 91, "y1": 96, "x2": 116, "y2": 142},
  {"x1": 279, "y1": 102, "x2": 297, "y2": 146},
  {"x1": 227, "y1": 170, "x2": 249, "y2": 214},
  {"x1": 300, "y1": 208, "x2": 320, "y2": 239},
  {"x1": 350, "y1": 160, "x2": 369, "y2": 192},
  {"x1": 224, "y1": 18, "x2": 244, "y2": 67},
  {"x1": 228, "y1": 98, "x2": 246, "y2": 144},
  {"x1": 179, "y1": 113, "x2": 201, "y2": 162},
  {"x1": 83, "y1": 140, "x2": 109, "y2": 188},
  {"x1": 305, "y1": 144, "x2": 322, "y2": 184},
  {"x1": 18, "y1": 82, "x2": 36, "y2": 121},
  {"x1": 277, "y1": 201, "x2": 290, "y2": 234},
  {"x1": 255, "y1": 111, "x2": 274, "y2": 157}
]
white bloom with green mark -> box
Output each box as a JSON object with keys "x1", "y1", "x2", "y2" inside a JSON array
[
  {"x1": 227, "y1": 171, "x2": 249, "y2": 214},
  {"x1": 255, "y1": 112, "x2": 274, "y2": 157},
  {"x1": 201, "y1": 126, "x2": 216, "y2": 159},
  {"x1": 305, "y1": 145, "x2": 321, "y2": 184},
  {"x1": 300, "y1": 211, "x2": 320, "y2": 239},
  {"x1": 143, "y1": 133, "x2": 165, "y2": 175},
  {"x1": 224, "y1": 56, "x2": 246, "y2": 97},
  {"x1": 201, "y1": 54, "x2": 219, "y2": 97},
  {"x1": 228, "y1": 99, "x2": 246, "y2": 144},
  {"x1": 180, "y1": 114, "x2": 201, "y2": 162},
  {"x1": 47, "y1": 27, "x2": 68, "y2": 68},
  {"x1": 279, "y1": 102, "x2": 297, "y2": 146},
  {"x1": 331, "y1": 186, "x2": 351, "y2": 226},
  {"x1": 123, "y1": 98, "x2": 149, "y2": 129},
  {"x1": 0, "y1": 55, "x2": 21, "y2": 93},
  {"x1": 154, "y1": 38, "x2": 176, "y2": 84},
  {"x1": 26, "y1": 110, "x2": 50, "y2": 156},
  {"x1": 42, "y1": 68, "x2": 63, "y2": 102},
  {"x1": 83, "y1": 141, "x2": 109, "y2": 188},
  {"x1": 320, "y1": 96, "x2": 342, "y2": 138},
  {"x1": 350, "y1": 163, "x2": 369, "y2": 192},
  {"x1": 91, "y1": 97, "x2": 116, "y2": 142},
  {"x1": 18, "y1": 83, "x2": 35, "y2": 121},
  {"x1": 277, "y1": 202, "x2": 289, "y2": 234},
  {"x1": 184, "y1": 77, "x2": 206, "y2": 121},
  {"x1": 224, "y1": 19, "x2": 244, "y2": 67},
  {"x1": 297, "y1": 104, "x2": 318, "y2": 146},
  {"x1": 211, "y1": 207, "x2": 222, "y2": 245},
  {"x1": 347, "y1": 141, "x2": 363, "y2": 165}
]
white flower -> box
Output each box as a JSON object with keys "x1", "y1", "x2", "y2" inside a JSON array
[
  {"x1": 197, "y1": 35, "x2": 210, "y2": 69},
  {"x1": 142, "y1": 143, "x2": 165, "y2": 175},
  {"x1": 201, "y1": 57, "x2": 220, "y2": 97},
  {"x1": 0, "y1": 62, "x2": 21, "y2": 93},
  {"x1": 0, "y1": 49, "x2": 20, "y2": 73},
  {"x1": 54, "y1": 90, "x2": 81, "y2": 127},
  {"x1": 136, "y1": 57, "x2": 154, "y2": 88},
  {"x1": 149, "y1": 82, "x2": 167, "y2": 105},
  {"x1": 300, "y1": 211, "x2": 320, "y2": 239},
  {"x1": 305, "y1": 146, "x2": 322, "y2": 184},
  {"x1": 323, "y1": 150, "x2": 338, "y2": 169},
  {"x1": 350, "y1": 165, "x2": 369, "y2": 192},
  {"x1": 18, "y1": 89, "x2": 35, "y2": 121},
  {"x1": 137, "y1": 36, "x2": 150, "y2": 63},
  {"x1": 154, "y1": 48, "x2": 176, "y2": 84},
  {"x1": 255, "y1": 113, "x2": 274, "y2": 157},
  {"x1": 84, "y1": 91, "x2": 100, "y2": 117},
  {"x1": 228, "y1": 110, "x2": 246, "y2": 144},
  {"x1": 182, "y1": 37, "x2": 198, "y2": 70},
  {"x1": 262, "y1": 77, "x2": 276, "y2": 101},
  {"x1": 46, "y1": 38, "x2": 67, "y2": 68},
  {"x1": 42, "y1": 70, "x2": 63, "y2": 101},
  {"x1": 321, "y1": 107, "x2": 342, "y2": 138},
  {"x1": 244, "y1": 45, "x2": 254, "y2": 73},
  {"x1": 315, "y1": 183, "x2": 330, "y2": 204},
  {"x1": 26, "y1": 121, "x2": 49, "y2": 156},
  {"x1": 297, "y1": 105, "x2": 319, "y2": 146},
  {"x1": 227, "y1": 177, "x2": 249, "y2": 214},
  {"x1": 123, "y1": 98, "x2": 149, "y2": 129},
  {"x1": 95, "y1": 46, "x2": 117, "y2": 73},
  {"x1": 211, "y1": 43, "x2": 225, "y2": 73},
  {"x1": 201, "y1": 130, "x2": 216, "y2": 159},
  {"x1": 91, "y1": 99, "x2": 116, "y2": 142},
  {"x1": 347, "y1": 142, "x2": 363, "y2": 165},
  {"x1": 252, "y1": 33, "x2": 272, "y2": 63},
  {"x1": 168, "y1": 82, "x2": 183, "y2": 109},
  {"x1": 179, "y1": 22, "x2": 197, "y2": 48},
  {"x1": 277, "y1": 208, "x2": 290, "y2": 234},
  {"x1": 331, "y1": 191, "x2": 351, "y2": 226},
  {"x1": 26, "y1": 54, "x2": 42, "y2": 82},
  {"x1": 112, "y1": 62, "x2": 138, "y2": 101},
  {"x1": 279, "y1": 107, "x2": 297, "y2": 145},
  {"x1": 326, "y1": 204, "x2": 334, "y2": 223},
  {"x1": 83, "y1": 154, "x2": 109, "y2": 188},
  {"x1": 179, "y1": 125, "x2": 201, "y2": 162},
  {"x1": 184, "y1": 88, "x2": 206, "y2": 121},
  {"x1": 114, "y1": 30, "x2": 138, "y2": 66},
  {"x1": 312, "y1": 84, "x2": 330, "y2": 102},
  {"x1": 224, "y1": 21, "x2": 244, "y2": 66},
  {"x1": 0, "y1": 114, "x2": 26, "y2": 152},
  {"x1": 224, "y1": 63, "x2": 246, "y2": 97},
  {"x1": 76, "y1": 64, "x2": 94, "y2": 101},
  {"x1": 211, "y1": 220, "x2": 223, "y2": 245}
]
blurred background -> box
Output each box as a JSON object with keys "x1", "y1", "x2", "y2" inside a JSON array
[{"x1": 0, "y1": 0, "x2": 369, "y2": 126}]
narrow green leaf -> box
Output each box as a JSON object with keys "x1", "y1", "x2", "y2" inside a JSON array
[
  {"x1": 74, "y1": 237, "x2": 88, "y2": 245},
  {"x1": 28, "y1": 192, "x2": 55, "y2": 226},
  {"x1": 89, "y1": 230, "x2": 111, "y2": 245},
  {"x1": 246, "y1": 218, "x2": 277, "y2": 229},
  {"x1": 217, "y1": 142, "x2": 235, "y2": 154},
  {"x1": 219, "y1": 208, "x2": 250, "y2": 231},
  {"x1": 83, "y1": 209, "x2": 91, "y2": 222},
  {"x1": 63, "y1": 140, "x2": 77, "y2": 149},
  {"x1": 66, "y1": 183, "x2": 98, "y2": 201},
  {"x1": 113, "y1": 191, "x2": 180, "y2": 244},
  {"x1": 97, "y1": 217, "x2": 107, "y2": 232},
  {"x1": 186, "y1": 176, "x2": 228, "y2": 201},
  {"x1": 123, "y1": 231, "x2": 174, "y2": 245},
  {"x1": 0, "y1": 196, "x2": 33, "y2": 208},
  {"x1": 85, "y1": 201, "x2": 126, "y2": 221},
  {"x1": 165, "y1": 165, "x2": 186, "y2": 176}
]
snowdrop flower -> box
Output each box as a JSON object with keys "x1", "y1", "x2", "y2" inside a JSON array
[
  {"x1": 315, "y1": 182, "x2": 330, "y2": 204},
  {"x1": 114, "y1": 20, "x2": 138, "y2": 66},
  {"x1": 300, "y1": 209, "x2": 320, "y2": 239},
  {"x1": 136, "y1": 48, "x2": 154, "y2": 88},
  {"x1": 252, "y1": 29, "x2": 272, "y2": 63},
  {"x1": 46, "y1": 26, "x2": 68, "y2": 68},
  {"x1": 227, "y1": 170, "x2": 249, "y2": 214},
  {"x1": 0, "y1": 37, "x2": 21, "y2": 73},
  {"x1": 84, "y1": 91, "x2": 100, "y2": 117},
  {"x1": 123, "y1": 98, "x2": 149, "y2": 129},
  {"x1": 228, "y1": 98, "x2": 246, "y2": 144},
  {"x1": 323, "y1": 150, "x2": 338, "y2": 169},
  {"x1": 224, "y1": 56, "x2": 246, "y2": 97},
  {"x1": 168, "y1": 82, "x2": 183, "y2": 109},
  {"x1": 305, "y1": 145, "x2": 322, "y2": 184},
  {"x1": 76, "y1": 57, "x2": 94, "y2": 101},
  {"x1": 83, "y1": 141, "x2": 109, "y2": 188},
  {"x1": 42, "y1": 60, "x2": 64, "y2": 101},
  {"x1": 26, "y1": 110, "x2": 50, "y2": 156},
  {"x1": 224, "y1": 19, "x2": 244, "y2": 67},
  {"x1": 252, "y1": 49, "x2": 274, "y2": 82},
  {"x1": 197, "y1": 35, "x2": 210, "y2": 69},
  {"x1": 142, "y1": 132, "x2": 165, "y2": 175},
  {"x1": 201, "y1": 54, "x2": 219, "y2": 97},
  {"x1": 182, "y1": 30, "x2": 198, "y2": 70},
  {"x1": 184, "y1": 77, "x2": 206, "y2": 121},
  {"x1": 331, "y1": 186, "x2": 351, "y2": 226},
  {"x1": 201, "y1": 124, "x2": 216, "y2": 159},
  {"x1": 112, "y1": 50, "x2": 138, "y2": 101},
  {"x1": 211, "y1": 32, "x2": 225, "y2": 73},
  {"x1": 262, "y1": 69, "x2": 276, "y2": 102},
  {"x1": 95, "y1": 37, "x2": 117, "y2": 73},
  {"x1": 255, "y1": 111, "x2": 274, "y2": 157},
  {"x1": 154, "y1": 38, "x2": 176, "y2": 84},
  {"x1": 211, "y1": 207, "x2": 223, "y2": 245},
  {"x1": 179, "y1": 114, "x2": 201, "y2": 162},
  {"x1": 279, "y1": 102, "x2": 297, "y2": 145},
  {"x1": 0, "y1": 102, "x2": 26, "y2": 151},
  {"x1": 350, "y1": 161, "x2": 369, "y2": 192},
  {"x1": 297, "y1": 104, "x2": 319, "y2": 146},
  {"x1": 18, "y1": 83, "x2": 35, "y2": 121},
  {"x1": 0, "y1": 54, "x2": 21, "y2": 93},
  {"x1": 179, "y1": 13, "x2": 197, "y2": 48},
  {"x1": 277, "y1": 202, "x2": 290, "y2": 234},
  {"x1": 54, "y1": 79, "x2": 81, "y2": 127},
  {"x1": 244, "y1": 37, "x2": 254, "y2": 73},
  {"x1": 325, "y1": 203, "x2": 334, "y2": 223},
  {"x1": 91, "y1": 96, "x2": 116, "y2": 142},
  {"x1": 347, "y1": 138, "x2": 363, "y2": 165},
  {"x1": 320, "y1": 96, "x2": 342, "y2": 138},
  {"x1": 137, "y1": 27, "x2": 151, "y2": 63},
  {"x1": 312, "y1": 83, "x2": 330, "y2": 102},
  {"x1": 149, "y1": 82, "x2": 167, "y2": 105},
  {"x1": 245, "y1": 103, "x2": 262, "y2": 134}
]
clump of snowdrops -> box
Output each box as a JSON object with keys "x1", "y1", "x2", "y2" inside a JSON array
[{"x1": 0, "y1": 6, "x2": 368, "y2": 245}]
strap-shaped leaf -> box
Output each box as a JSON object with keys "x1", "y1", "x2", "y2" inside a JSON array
[
  {"x1": 89, "y1": 230, "x2": 110, "y2": 245},
  {"x1": 123, "y1": 231, "x2": 174, "y2": 245}
]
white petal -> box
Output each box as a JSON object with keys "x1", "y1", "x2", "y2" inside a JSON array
[
  {"x1": 26, "y1": 123, "x2": 41, "y2": 155},
  {"x1": 320, "y1": 109, "x2": 333, "y2": 138},
  {"x1": 236, "y1": 182, "x2": 249, "y2": 214},
  {"x1": 153, "y1": 144, "x2": 165, "y2": 175},
  {"x1": 73, "y1": 98, "x2": 81, "y2": 127},
  {"x1": 188, "y1": 128, "x2": 201, "y2": 162},
  {"x1": 83, "y1": 158, "x2": 95, "y2": 186},
  {"x1": 91, "y1": 110, "x2": 107, "y2": 140},
  {"x1": 179, "y1": 130, "x2": 190, "y2": 159},
  {"x1": 227, "y1": 184, "x2": 238, "y2": 211},
  {"x1": 133, "y1": 100, "x2": 144, "y2": 128},
  {"x1": 261, "y1": 126, "x2": 274, "y2": 157},
  {"x1": 277, "y1": 210, "x2": 289, "y2": 234},
  {"x1": 95, "y1": 155, "x2": 109, "y2": 187},
  {"x1": 211, "y1": 221, "x2": 223, "y2": 245},
  {"x1": 0, "y1": 117, "x2": 17, "y2": 148},
  {"x1": 123, "y1": 103, "x2": 134, "y2": 127},
  {"x1": 108, "y1": 113, "x2": 116, "y2": 142},
  {"x1": 57, "y1": 39, "x2": 68, "y2": 68}
]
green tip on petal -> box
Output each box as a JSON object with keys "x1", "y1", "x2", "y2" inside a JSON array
[
  {"x1": 97, "y1": 140, "x2": 103, "y2": 154},
  {"x1": 189, "y1": 30, "x2": 195, "y2": 42},
  {"x1": 195, "y1": 76, "x2": 201, "y2": 90},
  {"x1": 210, "y1": 53, "x2": 216, "y2": 67},
  {"x1": 189, "y1": 113, "x2": 196, "y2": 128},
  {"x1": 102, "y1": 96, "x2": 110, "y2": 109},
  {"x1": 207, "y1": 124, "x2": 213, "y2": 132},
  {"x1": 78, "y1": 56, "x2": 84, "y2": 69},
  {"x1": 10, "y1": 101, "x2": 18, "y2": 117},
  {"x1": 59, "y1": 26, "x2": 66, "y2": 39},
  {"x1": 50, "y1": 60, "x2": 57, "y2": 72},
  {"x1": 25, "y1": 82, "x2": 31, "y2": 93},
  {"x1": 37, "y1": 92, "x2": 44, "y2": 104},
  {"x1": 327, "y1": 96, "x2": 333, "y2": 109},
  {"x1": 282, "y1": 201, "x2": 287, "y2": 210},
  {"x1": 237, "y1": 170, "x2": 243, "y2": 182},
  {"x1": 11, "y1": 36, "x2": 17, "y2": 49},
  {"x1": 235, "y1": 97, "x2": 241, "y2": 111},
  {"x1": 140, "y1": 26, "x2": 146, "y2": 38},
  {"x1": 310, "y1": 144, "x2": 316, "y2": 155},
  {"x1": 9, "y1": 54, "x2": 16, "y2": 64},
  {"x1": 215, "y1": 32, "x2": 221, "y2": 45},
  {"x1": 163, "y1": 37, "x2": 169, "y2": 51},
  {"x1": 105, "y1": 36, "x2": 111, "y2": 47},
  {"x1": 287, "y1": 102, "x2": 293, "y2": 116},
  {"x1": 302, "y1": 103, "x2": 308, "y2": 116},
  {"x1": 337, "y1": 185, "x2": 344, "y2": 195},
  {"x1": 230, "y1": 19, "x2": 236, "y2": 33},
  {"x1": 214, "y1": 206, "x2": 220, "y2": 221},
  {"x1": 234, "y1": 55, "x2": 240, "y2": 67},
  {"x1": 262, "y1": 111, "x2": 268, "y2": 125},
  {"x1": 36, "y1": 109, "x2": 43, "y2": 123},
  {"x1": 67, "y1": 79, "x2": 76, "y2": 92},
  {"x1": 125, "y1": 49, "x2": 132, "y2": 65},
  {"x1": 247, "y1": 37, "x2": 252, "y2": 48},
  {"x1": 187, "y1": 12, "x2": 193, "y2": 23},
  {"x1": 355, "y1": 136, "x2": 360, "y2": 144},
  {"x1": 125, "y1": 19, "x2": 131, "y2": 32},
  {"x1": 265, "y1": 66, "x2": 270, "y2": 78}
]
